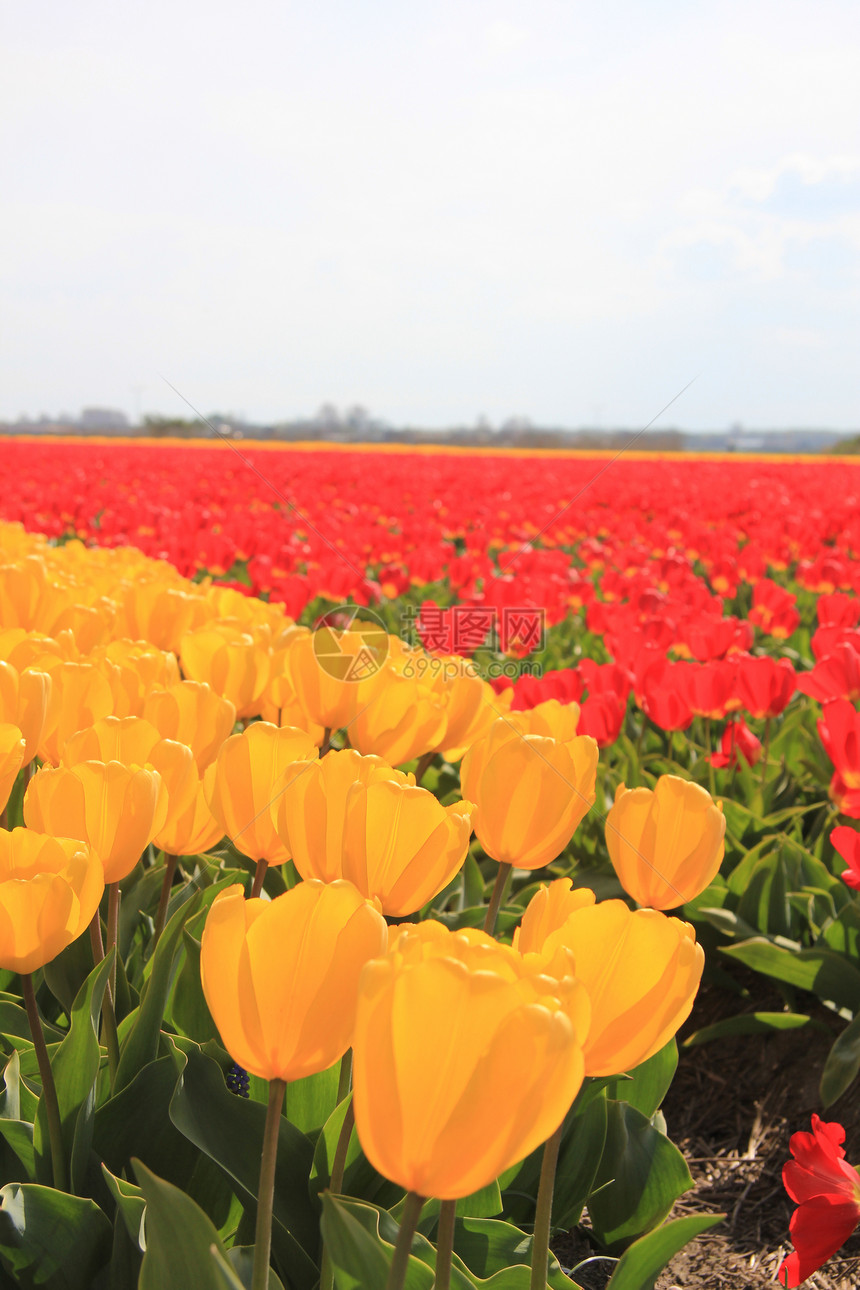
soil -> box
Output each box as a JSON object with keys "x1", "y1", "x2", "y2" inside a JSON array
[{"x1": 551, "y1": 972, "x2": 860, "y2": 1289}]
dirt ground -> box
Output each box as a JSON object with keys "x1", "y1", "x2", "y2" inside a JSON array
[{"x1": 552, "y1": 973, "x2": 860, "y2": 1289}]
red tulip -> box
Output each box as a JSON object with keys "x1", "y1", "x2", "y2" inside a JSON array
[{"x1": 778, "y1": 1115, "x2": 860, "y2": 1287}]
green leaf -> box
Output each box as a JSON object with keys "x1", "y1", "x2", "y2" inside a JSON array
[
  {"x1": 606, "y1": 1214, "x2": 724, "y2": 1290},
  {"x1": 133, "y1": 1160, "x2": 245, "y2": 1290},
  {"x1": 684, "y1": 1011, "x2": 814, "y2": 1047},
  {"x1": 168, "y1": 1044, "x2": 319, "y2": 1284},
  {"x1": 1, "y1": 1047, "x2": 38, "y2": 1124},
  {"x1": 33, "y1": 950, "x2": 113, "y2": 1195},
  {"x1": 0, "y1": 1182, "x2": 112, "y2": 1289},
  {"x1": 552, "y1": 1091, "x2": 610, "y2": 1230},
  {"x1": 114, "y1": 891, "x2": 202, "y2": 1092},
  {"x1": 42, "y1": 926, "x2": 99, "y2": 1017},
  {"x1": 165, "y1": 920, "x2": 219, "y2": 1045},
  {"x1": 224, "y1": 1246, "x2": 286, "y2": 1289},
  {"x1": 451, "y1": 1216, "x2": 577, "y2": 1287},
  {"x1": 722, "y1": 938, "x2": 860, "y2": 1012},
  {"x1": 285, "y1": 1061, "x2": 340, "y2": 1137},
  {"x1": 821, "y1": 1011, "x2": 860, "y2": 1107},
  {"x1": 101, "y1": 1164, "x2": 146, "y2": 1249},
  {"x1": 321, "y1": 1194, "x2": 435, "y2": 1290},
  {"x1": 93, "y1": 1056, "x2": 199, "y2": 1189},
  {"x1": 606, "y1": 1041, "x2": 678, "y2": 1119},
  {"x1": 587, "y1": 1101, "x2": 693, "y2": 1252}
]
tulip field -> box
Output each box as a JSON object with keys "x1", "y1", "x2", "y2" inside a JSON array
[{"x1": 2, "y1": 437, "x2": 860, "y2": 1290}]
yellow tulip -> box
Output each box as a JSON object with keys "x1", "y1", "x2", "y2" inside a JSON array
[
  {"x1": 115, "y1": 580, "x2": 200, "y2": 653},
  {"x1": 0, "y1": 663, "x2": 51, "y2": 765},
  {"x1": 424, "y1": 659, "x2": 513, "y2": 761},
  {"x1": 200, "y1": 880, "x2": 388, "y2": 1082},
  {"x1": 532, "y1": 898, "x2": 704, "y2": 1075},
  {"x1": 276, "y1": 749, "x2": 412, "y2": 883},
  {"x1": 38, "y1": 661, "x2": 115, "y2": 765},
  {"x1": 93, "y1": 640, "x2": 181, "y2": 717},
  {"x1": 154, "y1": 762, "x2": 223, "y2": 857},
  {"x1": 504, "y1": 699, "x2": 581, "y2": 745},
  {"x1": 63, "y1": 714, "x2": 162, "y2": 768},
  {"x1": 24, "y1": 761, "x2": 168, "y2": 883},
  {"x1": 352, "y1": 920, "x2": 588, "y2": 1200},
  {"x1": 285, "y1": 627, "x2": 387, "y2": 732},
  {"x1": 512, "y1": 877, "x2": 597, "y2": 954},
  {"x1": 460, "y1": 719, "x2": 598, "y2": 869},
  {"x1": 339, "y1": 779, "x2": 474, "y2": 915},
  {"x1": 142, "y1": 680, "x2": 237, "y2": 770},
  {"x1": 0, "y1": 828, "x2": 104, "y2": 973},
  {"x1": 349, "y1": 657, "x2": 448, "y2": 765},
  {"x1": 208, "y1": 722, "x2": 318, "y2": 864},
  {"x1": 180, "y1": 626, "x2": 271, "y2": 720},
  {"x1": 0, "y1": 725, "x2": 25, "y2": 816},
  {"x1": 605, "y1": 775, "x2": 726, "y2": 910}
]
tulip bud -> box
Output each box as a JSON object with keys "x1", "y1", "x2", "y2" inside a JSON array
[
  {"x1": 460, "y1": 720, "x2": 598, "y2": 869},
  {"x1": 530, "y1": 898, "x2": 704, "y2": 1075},
  {"x1": 208, "y1": 722, "x2": 318, "y2": 864},
  {"x1": 24, "y1": 761, "x2": 168, "y2": 883},
  {"x1": 352, "y1": 920, "x2": 588, "y2": 1199},
  {"x1": 200, "y1": 880, "x2": 388, "y2": 1082},
  {"x1": 142, "y1": 680, "x2": 237, "y2": 770},
  {"x1": 180, "y1": 626, "x2": 271, "y2": 720},
  {"x1": 276, "y1": 749, "x2": 412, "y2": 882},
  {"x1": 0, "y1": 828, "x2": 104, "y2": 972},
  {"x1": 605, "y1": 775, "x2": 725, "y2": 910},
  {"x1": 0, "y1": 662, "x2": 51, "y2": 765}
]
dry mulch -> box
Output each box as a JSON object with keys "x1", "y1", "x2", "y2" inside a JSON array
[{"x1": 552, "y1": 973, "x2": 860, "y2": 1288}]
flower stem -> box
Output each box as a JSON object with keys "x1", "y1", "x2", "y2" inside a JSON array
[
  {"x1": 483, "y1": 862, "x2": 512, "y2": 937},
  {"x1": 760, "y1": 716, "x2": 772, "y2": 793},
  {"x1": 89, "y1": 911, "x2": 119, "y2": 1084},
  {"x1": 321, "y1": 727, "x2": 333, "y2": 756},
  {"x1": 106, "y1": 882, "x2": 121, "y2": 1002},
  {"x1": 21, "y1": 972, "x2": 66, "y2": 1193},
  {"x1": 386, "y1": 1191, "x2": 424, "y2": 1290},
  {"x1": 252, "y1": 1077, "x2": 286, "y2": 1290},
  {"x1": 250, "y1": 858, "x2": 268, "y2": 900},
  {"x1": 529, "y1": 1122, "x2": 563, "y2": 1290},
  {"x1": 434, "y1": 1200, "x2": 456, "y2": 1290},
  {"x1": 414, "y1": 751, "x2": 435, "y2": 786},
  {"x1": 705, "y1": 718, "x2": 716, "y2": 797},
  {"x1": 337, "y1": 1048, "x2": 352, "y2": 1103},
  {"x1": 153, "y1": 851, "x2": 178, "y2": 947}
]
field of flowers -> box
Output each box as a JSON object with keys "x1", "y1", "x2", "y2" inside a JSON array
[{"x1": 0, "y1": 436, "x2": 860, "y2": 1290}]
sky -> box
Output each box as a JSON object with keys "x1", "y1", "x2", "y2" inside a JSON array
[{"x1": 2, "y1": 0, "x2": 860, "y2": 431}]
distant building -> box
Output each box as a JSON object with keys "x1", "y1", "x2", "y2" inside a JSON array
[{"x1": 79, "y1": 407, "x2": 129, "y2": 430}]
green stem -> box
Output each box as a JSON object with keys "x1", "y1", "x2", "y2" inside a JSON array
[
  {"x1": 320, "y1": 727, "x2": 333, "y2": 756},
  {"x1": 337, "y1": 1049, "x2": 352, "y2": 1103},
  {"x1": 705, "y1": 718, "x2": 716, "y2": 797},
  {"x1": 529, "y1": 1122, "x2": 563, "y2": 1290},
  {"x1": 760, "y1": 716, "x2": 772, "y2": 793},
  {"x1": 434, "y1": 1200, "x2": 456, "y2": 1290},
  {"x1": 21, "y1": 973, "x2": 67, "y2": 1192},
  {"x1": 329, "y1": 1099, "x2": 354, "y2": 1197},
  {"x1": 106, "y1": 883, "x2": 120, "y2": 1003},
  {"x1": 252, "y1": 1077, "x2": 286, "y2": 1290},
  {"x1": 153, "y1": 852, "x2": 178, "y2": 947},
  {"x1": 89, "y1": 912, "x2": 119, "y2": 1084},
  {"x1": 483, "y1": 863, "x2": 512, "y2": 937},
  {"x1": 386, "y1": 1191, "x2": 424, "y2": 1290},
  {"x1": 250, "y1": 858, "x2": 268, "y2": 900},
  {"x1": 414, "y1": 751, "x2": 435, "y2": 786}
]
